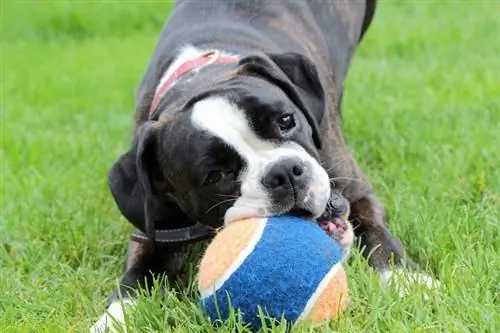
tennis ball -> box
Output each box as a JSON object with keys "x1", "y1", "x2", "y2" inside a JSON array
[{"x1": 197, "y1": 215, "x2": 349, "y2": 330}]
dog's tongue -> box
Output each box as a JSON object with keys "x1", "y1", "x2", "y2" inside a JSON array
[{"x1": 319, "y1": 217, "x2": 347, "y2": 239}]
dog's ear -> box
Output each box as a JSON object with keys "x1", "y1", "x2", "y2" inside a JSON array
[
  {"x1": 107, "y1": 121, "x2": 170, "y2": 240},
  {"x1": 238, "y1": 52, "x2": 325, "y2": 149}
]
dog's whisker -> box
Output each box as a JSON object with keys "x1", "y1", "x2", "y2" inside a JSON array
[
  {"x1": 214, "y1": 193, "x2": 240, "y2": 198},
  {"x1": 320, "y1": 161, "x2": 330, "y2": 168},
  {"x1": 322, "y1": 156, "x2": 350, "y2": 174},
  {"x1": 329, "y1": 174, "x2": 362, "y2": 191},
  {"x1": 205, "y1": 198, "x2": 237, "y2": 214},
  {"x1": 329, "y1": 176, "x2": 363, "y2": 184},
  {"x1": 324, "y1": 165, "x2": 334, "y2": 174}
]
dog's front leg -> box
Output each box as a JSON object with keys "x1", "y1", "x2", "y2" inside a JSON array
[
  {"x1": 324, "y1": 143, "x2": 440, "y2": 296},
  {"x1": 350, "y1": 193, "x2": 440, "y2": 296},
  {"x1": 90, "y1": 236, "x2": 184, "y2": 333}
]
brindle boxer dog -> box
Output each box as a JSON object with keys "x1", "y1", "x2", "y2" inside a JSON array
[{"x1": 91, "y1": 1, "x2": 439, "y2": 331}]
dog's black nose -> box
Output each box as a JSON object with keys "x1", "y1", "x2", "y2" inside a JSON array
[{"x1": 262, "y1": 158, "x2": 308, "y2": 190}]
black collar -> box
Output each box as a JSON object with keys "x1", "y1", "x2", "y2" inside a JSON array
[{"x1": 131, "y1": 223, "x2": 217, "y2": 246}]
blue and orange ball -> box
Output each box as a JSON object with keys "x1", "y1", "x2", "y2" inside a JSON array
[{"x1": 197, "y1": 215, "x2": 349, "y2": 330}]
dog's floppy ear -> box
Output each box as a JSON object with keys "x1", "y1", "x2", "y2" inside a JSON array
[
  {"x1": 238, "y1": 52, "x2": 325, "y2": 149},
  {"x1": 107, "y1": 121, "x2": 169, "y2": 241}
]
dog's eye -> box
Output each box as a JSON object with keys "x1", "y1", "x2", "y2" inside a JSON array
[
  {"x1": 278, "y1": 114, "x2": 296, "y2": 132},
  {"x1": 204, "y1": 171, "x2": 223, "y2": 185},
  {"x1": 203, "y1": 170, "x2": 232, "y2": 186}
]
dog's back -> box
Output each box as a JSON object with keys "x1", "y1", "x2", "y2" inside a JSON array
[{"x1": 140, "y1": 0, "x2": 375, "y2": 121}]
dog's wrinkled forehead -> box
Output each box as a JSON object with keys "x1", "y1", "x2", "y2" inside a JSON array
[
  {"x1": 189, "y1": 95, "x2": 316, "y2": 164},
  {"x1": 156, "y1": 51, "x2": 325, "y2": 150},
  {"x1": 189, "y1": 78, "x2": 316, "y2": 155},
  {"x1": 191, "y1": 96, "x2": 273, "y2": 161}
]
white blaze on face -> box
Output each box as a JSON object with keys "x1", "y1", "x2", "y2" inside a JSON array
[{"x1": 191, "y1": 97, "x2": 330, "y2": 224}]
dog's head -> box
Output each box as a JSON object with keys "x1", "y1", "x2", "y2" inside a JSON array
[{"x1": 109, "y1": 52, "x2": 339, "y2": 236}]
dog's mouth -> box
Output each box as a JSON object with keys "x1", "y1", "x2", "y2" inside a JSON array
[
  {"x1": 317, "y1": 215, "x2": 349, "y2": 239},
  {"x1": 292, "y1": 195, "x2": 350, "y2": 239}
]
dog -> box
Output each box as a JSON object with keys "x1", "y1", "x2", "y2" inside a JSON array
[{"x1": 91, "y1": 1, "x2": 439, "y2": 331}]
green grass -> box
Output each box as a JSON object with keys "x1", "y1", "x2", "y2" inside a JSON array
[{"x1": 1, "y1": 1, "x2": 499, "y2": 332}]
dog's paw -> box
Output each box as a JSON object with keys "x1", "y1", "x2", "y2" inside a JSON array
[
  {"x1": 380, "y1": 269, "x2": 441, "y2": 299},
  {"x1": 90, "y1": 300, "x2": 135, "y2": 333},
  {"x1": 381, "y1": 270, "x2": 441, "y2": 299}
]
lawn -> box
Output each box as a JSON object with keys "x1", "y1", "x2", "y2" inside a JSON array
[{"x1": 1, "y1": 1, "x2": 499, "y2": 332}]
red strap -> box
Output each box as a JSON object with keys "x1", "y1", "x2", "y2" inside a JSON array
[{"x1": 149, "y1": 50, "x2": 239, "y2": 116}]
